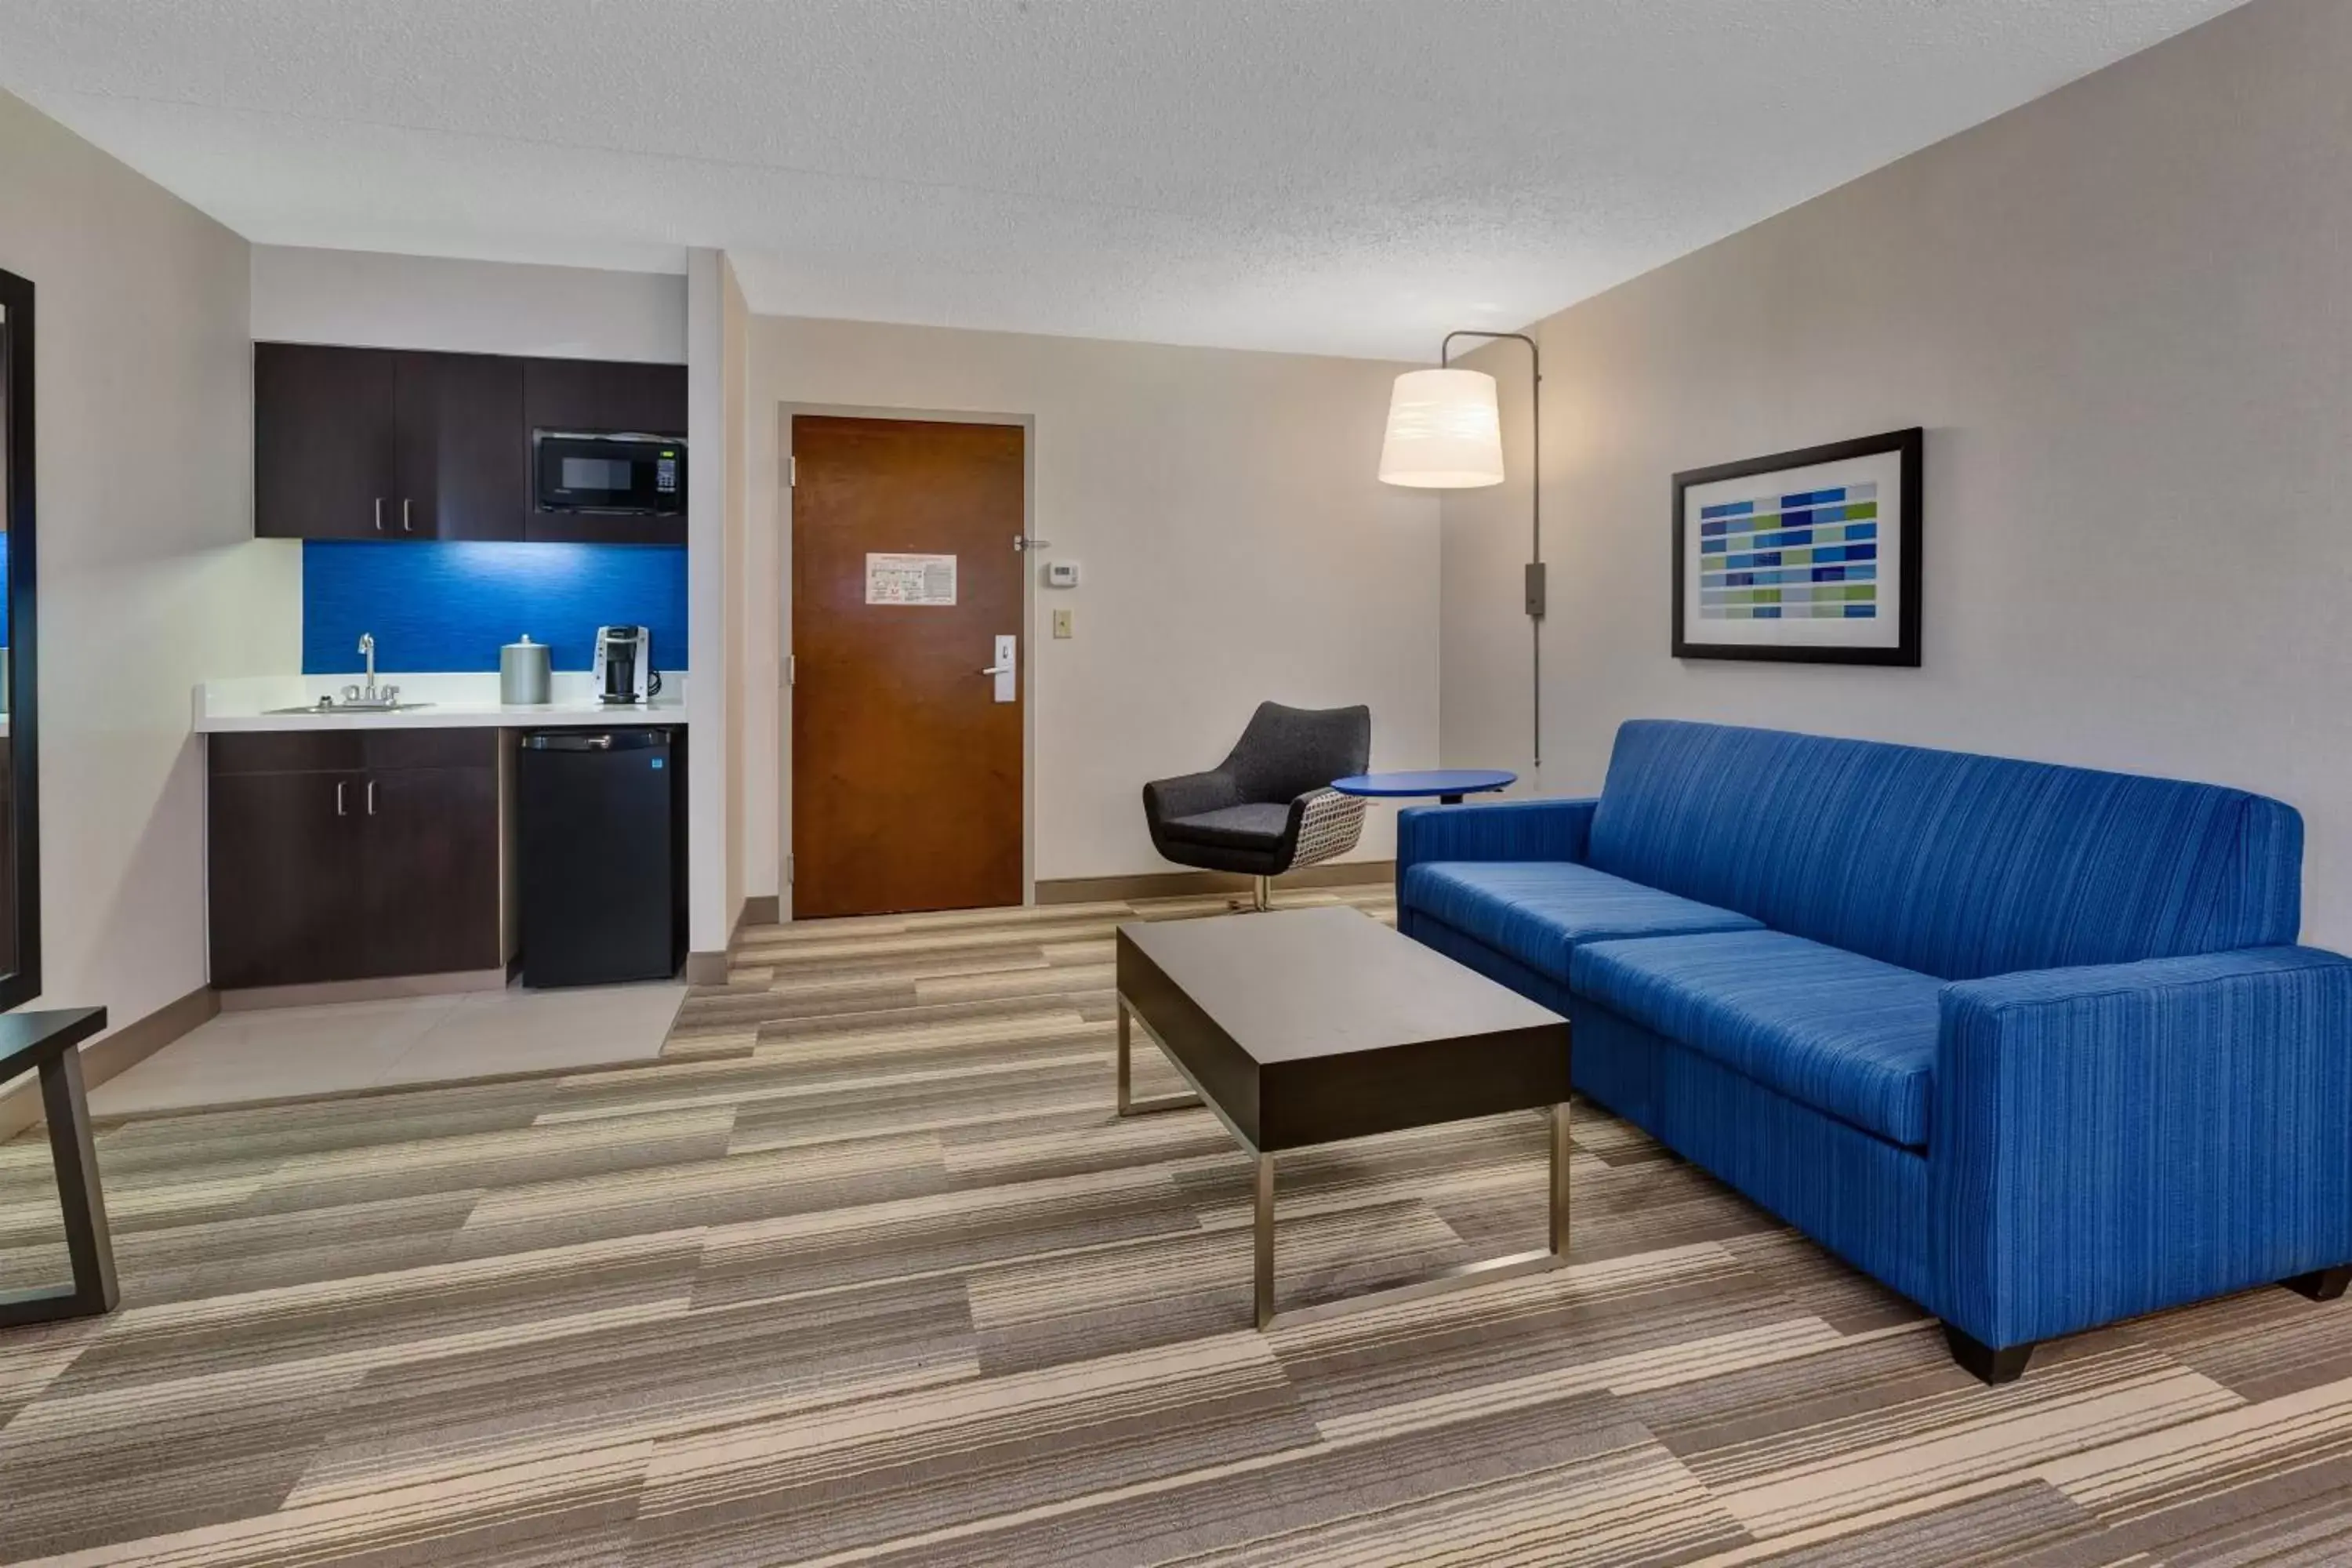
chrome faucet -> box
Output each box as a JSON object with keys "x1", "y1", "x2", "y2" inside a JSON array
[{"x1": 335, "y1": 633, "x2": 401, "y2": 709}]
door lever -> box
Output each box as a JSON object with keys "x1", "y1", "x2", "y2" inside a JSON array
[{"x1": 982, "y1": 634, "x2": 1017, "y2": 702}]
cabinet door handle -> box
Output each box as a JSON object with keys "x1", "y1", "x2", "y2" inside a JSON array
[
  {"x1": 401, "y1": 499, "x2": 412, "y2": 534},
  {"x1": 374, "y1": 498, "x2": 384, "y2": 532},
  {"x1": 336, "y1": 780, "x2": 347, "y2": 817},
  {"x1": 366, "y1": 780, "x2": 377, "y2": 815}
]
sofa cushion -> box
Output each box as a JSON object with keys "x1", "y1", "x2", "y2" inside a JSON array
[
  {"x1": 1584, "y1": 719, "x2": 2303, "y2": 981},
  {"x1": 1403, "y1": 861, "x2": 1761, "y2": 982},
  {"x1": 1160, "y1": 802, "x2": 1292, "y2": 849},
  {"x1": 1570, "y1": 928, "x2": 1943, "y2": 1148}
]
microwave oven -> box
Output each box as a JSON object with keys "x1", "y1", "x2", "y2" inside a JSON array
[{"x1": 533, "y1": 430, "x2": 687, "y2": 516}]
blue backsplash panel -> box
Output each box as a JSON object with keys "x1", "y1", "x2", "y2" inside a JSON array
[{"x1": 303, "y1": 541, "x2": 688, "y2": 674}]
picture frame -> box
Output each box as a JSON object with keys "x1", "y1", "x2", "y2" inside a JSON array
[{"x1": 1671, "y1": 426, "x2": 1922, "y2": 666}]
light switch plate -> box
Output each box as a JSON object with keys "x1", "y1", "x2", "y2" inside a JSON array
[{"x1": 1052, "y1": 608, "x2": 1073, "y2": 639}]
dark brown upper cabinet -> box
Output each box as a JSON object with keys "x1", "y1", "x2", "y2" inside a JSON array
[
  {"x1": 522, "y1": 358, "x2": 690, "y2": 546},
  {"x1": 522, "y1": 356, "x2": 688, "y2": 435},
  {"x1": 397, "y1": 350, "x2": 528, "y2": 541},
  {"x1": 254, "y1": 343, "x2": 685, "y2": 545},
  {"x1": 256, "y1": 343, "x2": 521, "y2": 541},
  {"x1": 255, "y1": 343, "x2": 400, "y2": 539}
]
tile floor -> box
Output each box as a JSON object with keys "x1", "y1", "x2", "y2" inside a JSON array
[{"x1": 86, "y1": 981, "x2": 688, "y2": 1115}]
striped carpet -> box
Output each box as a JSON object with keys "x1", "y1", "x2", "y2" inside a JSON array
[{"x1": 5, "y1": 884, "x2": 2352, "y2": 1564}]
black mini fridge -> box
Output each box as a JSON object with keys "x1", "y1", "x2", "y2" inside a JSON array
[{"x1": 519, "y1": 728, "x2": 686, "y2": 987}]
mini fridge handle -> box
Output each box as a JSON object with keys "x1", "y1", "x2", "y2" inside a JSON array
[{"x1": 524, "y1": 730, "x2": 670, "y2": 753}]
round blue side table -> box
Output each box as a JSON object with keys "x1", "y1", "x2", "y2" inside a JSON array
[{"x1": 1331, "y1": 768, "x2": 1517, "y2": 806}]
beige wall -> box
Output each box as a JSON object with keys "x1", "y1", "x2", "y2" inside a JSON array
[
  {"x1": 251, "y1": 245, "x2": 685, "y2": 361},
  {"x1": 721, "y1": 256, "x2": 751, "y2": 926},
  {"x1": 745, "y1": 314, "x2": 1441, "y2": 898},
  {"x1": 682, "y1": 250, "x2": 738, "y2": 952},
  {"x1": 1441, "y1": 0, "x2": 2352, "y2": 948},
  {"x1": 0, "y1": 89, "x2": 300, "y2": 1023}
]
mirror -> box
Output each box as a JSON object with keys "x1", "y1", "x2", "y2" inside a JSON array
[{"x1": 0, "y1": 267, "x2": 38, "y2": 1010}]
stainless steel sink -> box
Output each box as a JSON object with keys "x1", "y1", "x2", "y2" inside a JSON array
[{"x1": 264, "y1": 699, "x2": 437, "y2": 715}]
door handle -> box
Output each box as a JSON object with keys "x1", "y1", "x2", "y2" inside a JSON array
[
  {"x1": 374, "y1": 498, "x2": 384, "y2": 533},
  {"x1": 336, "y1": 780, "x2": 347, "y2": 817},
  {"x1": 366, "y1": 779, "x2": 377, "y2": 815},
  {"x1": 982, "y1": 634, "x2": 1016, "y2": 702},
  {"x1": 401, "y1": 499, "x2": 412, "y2": 534}
]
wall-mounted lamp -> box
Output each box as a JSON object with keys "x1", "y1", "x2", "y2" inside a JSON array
[
  {"x1": 1379, "y1": 331, "x2": 1543, "y2": 768},
  {"x1": 1377, "y1": 368, "x2": 1504, "y2": 488}
]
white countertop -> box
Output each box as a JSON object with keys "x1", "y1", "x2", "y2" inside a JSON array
[{"x1": 194, "y1": 673, "x2": 689, "y2": 733}]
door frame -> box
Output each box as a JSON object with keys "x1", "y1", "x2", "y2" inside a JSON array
[{"x1": 777, "y1": 403, "x2": 1037, "y2": 920}]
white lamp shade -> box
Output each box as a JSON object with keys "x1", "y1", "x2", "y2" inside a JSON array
[{"x1": 1378, "y1": 368, "x2": 1504, "y2": 488}]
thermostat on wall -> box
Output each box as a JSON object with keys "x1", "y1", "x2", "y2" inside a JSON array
[{"x1": 1044, "y1": 561, "x2": 1081, "y2": 589}]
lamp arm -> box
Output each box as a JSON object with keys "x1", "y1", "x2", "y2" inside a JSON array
[{"x1": 1440, "y1": 330, "x2": 1543, "y2": 770}]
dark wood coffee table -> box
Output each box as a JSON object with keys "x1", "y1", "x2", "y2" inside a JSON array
[{"x1": 1115, "y1": 906, "x2": 1572, "y2": 1329}]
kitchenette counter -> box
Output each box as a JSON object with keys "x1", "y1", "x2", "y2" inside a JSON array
[
  {"x1": 194, "y1": 673, "x2": 688, "y2": 734},
  {"x1": 200, "y1": 672, "x2": 689, "y2": 996}
]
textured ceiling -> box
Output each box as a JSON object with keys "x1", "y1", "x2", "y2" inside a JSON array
[{"x1": 0, "y1": 0, "x2": 2245, "y2": 359}]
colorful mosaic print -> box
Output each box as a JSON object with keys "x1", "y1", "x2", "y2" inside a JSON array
[{"x1": 1697, "y1": 482, "x2": 1879, "y2": 619}]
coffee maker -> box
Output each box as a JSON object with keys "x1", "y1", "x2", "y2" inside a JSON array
[{"x1": 593, "y1": 625, "x2": 661, "y2": 704}]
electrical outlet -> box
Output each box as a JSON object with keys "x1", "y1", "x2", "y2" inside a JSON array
[{"x1": 1052, "y1": 608, "x2": 1074, "y2": 639}]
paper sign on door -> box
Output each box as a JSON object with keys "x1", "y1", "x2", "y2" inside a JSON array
[{"x1": 865, "y1": 553, "x2": 958, "y2": 606}]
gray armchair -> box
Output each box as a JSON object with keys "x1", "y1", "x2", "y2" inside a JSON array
[{"x1": 1142, "y1": 702, "x2": 1371, "y2": 909}]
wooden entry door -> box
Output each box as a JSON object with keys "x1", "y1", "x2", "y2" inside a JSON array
[{"x1": 791, "y1": 416, "x2": 1025, "y2": 917}]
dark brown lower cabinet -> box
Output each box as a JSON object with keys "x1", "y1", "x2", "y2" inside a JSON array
[
  {"x1": 209, "y1": 730, "x2": 504, "y2": 989},
  {"x1": 209, "y1": 767, "x2": 368, "y2": 988},
  {"x1": 357, "y1": 766, "x2": 501, "y2": 978}
]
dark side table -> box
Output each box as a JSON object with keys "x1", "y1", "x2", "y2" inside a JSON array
[{"x1": 0, "y1": 1007, "x2": 118, "y2": 1329}]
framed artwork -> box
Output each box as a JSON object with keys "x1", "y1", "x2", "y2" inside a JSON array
[{"x1": 1671, "y1": 427, "x2": 1922, "y2": 666}]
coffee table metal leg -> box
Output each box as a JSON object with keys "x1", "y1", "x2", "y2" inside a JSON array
[
  {"x1": 1550, "y1": 1099, "x2": 1572, "y2": 1255},
  {"x1": 1254, "y1": 1154, "x2": 1277, "y2": 1330},
  {"x1": 1257, "y1": 1105, "x2": 1571, "y2": 1332},
  {"x1": 1115, "y1": 996, "x2": 1203, "y2": 1118}
]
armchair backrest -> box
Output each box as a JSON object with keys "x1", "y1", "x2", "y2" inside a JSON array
[
  {"x1": 1225, "y1": 702, "x2": 1370, "y2": 804},
  {"x1": 1586, "y1": 719, "x2": 2302, "y2": 980}
]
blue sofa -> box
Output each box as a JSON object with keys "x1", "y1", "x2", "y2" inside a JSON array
[{"x1": 1397, "y1": 720, "x2": 2352, "y2": 1382}]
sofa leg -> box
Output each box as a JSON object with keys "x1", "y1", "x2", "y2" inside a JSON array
[
  {"x1": 1944, "y1": 1323, "x2": 2034, "y2": 1385},
  {"x1": 1252, "y1": 874, "x2": 1272, "y2": 913},
  {"x1": 2286, "y1": 1265, "x2": 2352, "y2": 1302}
]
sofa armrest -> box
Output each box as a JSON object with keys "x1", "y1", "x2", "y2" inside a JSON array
[
  {"x1": 1396, "y1": 797, "x2": 1598, "y2": 880},
  {"x1": 1142, "y1": 768, "x2": 1242, "y2": 825},
  {"x1": 1931, "y1": 946, "x2": 2352, "y2": 1349}
]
